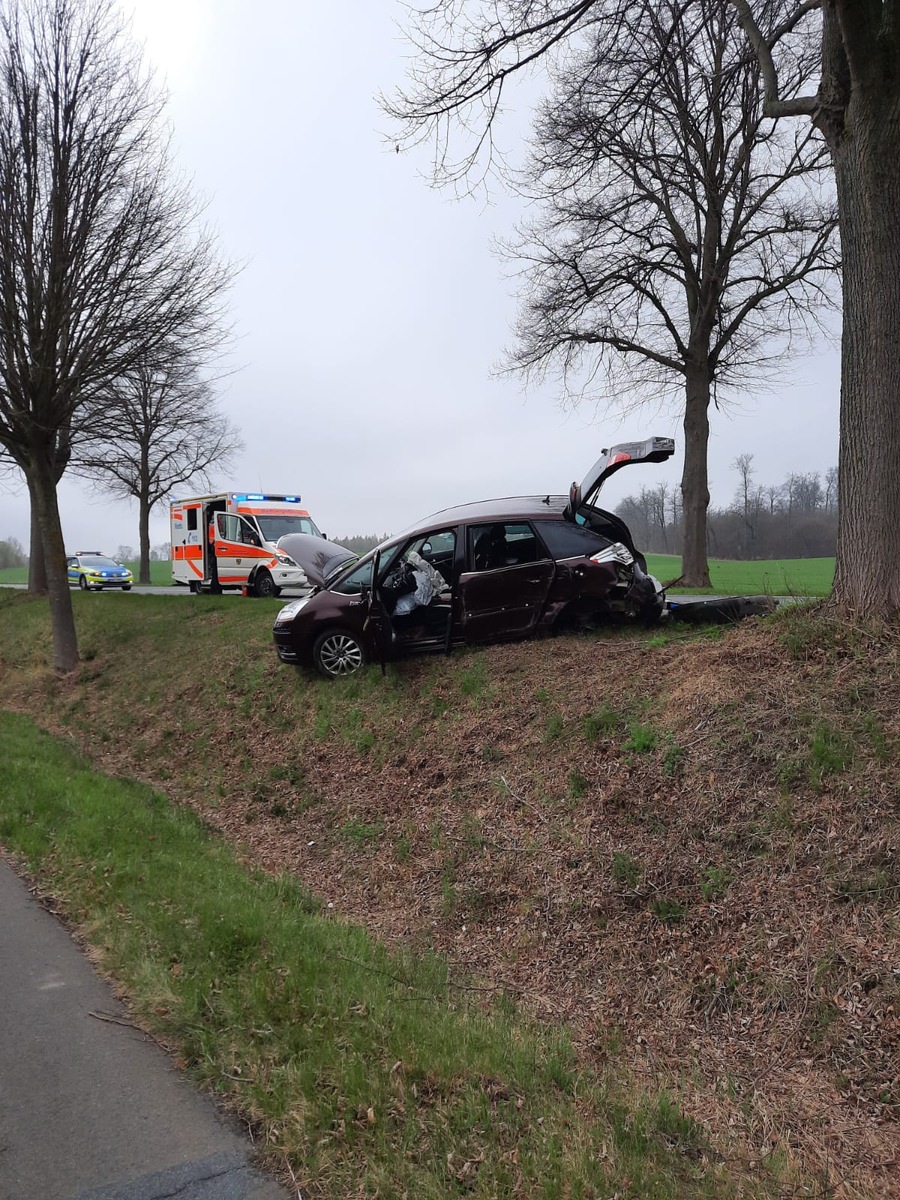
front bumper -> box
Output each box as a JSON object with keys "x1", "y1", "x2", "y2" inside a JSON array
[
  {"x1": 271, "y1": 565, "x2": 308, "y2": 589},
  {"x1": 81, "y1": 576, "x2": 132, "y2": 588},
  {"x1": 273, "y1": 625, "x2": 302, "y2": 663}
]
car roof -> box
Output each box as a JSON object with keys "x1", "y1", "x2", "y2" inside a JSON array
[{"x1": 395, "y1": 495, "x2": 569, "y2": 539}]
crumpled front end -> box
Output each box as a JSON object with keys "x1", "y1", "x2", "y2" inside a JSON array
[{"x1": 625, "y1": 560, "x2": 665, "y2": 623}]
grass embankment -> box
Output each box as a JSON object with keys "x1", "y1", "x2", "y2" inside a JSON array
[
  {"x1": 0, "y1": 555, "x2": 835, "y2": 594},
  {"x1": 2, "y1": 712, "x2": 705, "y2": 1199},
  {"x1": 0, "y1": 597, "x2": 758, "y2": 1200},
  {"x1": 1, "y1": 591, "x2": 897, "y2": 1197}
]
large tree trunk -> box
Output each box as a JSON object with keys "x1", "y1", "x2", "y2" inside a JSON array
[
  {"x1": 680, "y1": 365, "x2": 712, "y2": 588},
  {"x1": 26, "y1": 429, "x2": 71, "y2": 595},
  {"x1": 828, "y1": 94, "x2": 900, "y2": 618},
  {"x1": 29, "y1": 457, "x2": 80, "y2": 672},
  {"x1": 138, "y1": 491, "x2": 151, "y2": 585},
  {"x1": 27, "y1": 481, "x2": 48, "y2": 594}
]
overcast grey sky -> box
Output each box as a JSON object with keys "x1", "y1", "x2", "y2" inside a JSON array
[{"x1": 0, "y1": 0, "x2": 839, "y2": 555}]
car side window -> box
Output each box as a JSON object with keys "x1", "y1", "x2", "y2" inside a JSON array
[
  {"x1": 468, "y1": 522, "x2": 544, "y2": 571},
  {"x1": 66, "y1": 557, "x2": 77, "y2": 568},
  {"x1": 534, "y1": 520, "x2": 613, "y2": 561}
]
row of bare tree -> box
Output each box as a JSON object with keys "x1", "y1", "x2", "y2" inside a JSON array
[
  {"x1": 387, "y1": 0, "x2": 900, "y2": 617},
  {"x1": 0, "y1": 0, "x2": 238, "y2": 670},
  {"x1": 0, "y1": 535, "x2": 27, "y2": 568},
  {"x1": 620, "y1": 455, "x2": 839, "y2": 559}
]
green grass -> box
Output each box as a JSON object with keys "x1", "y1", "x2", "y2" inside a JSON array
[
  {"x1": 0, "y1": 710, "x2": 751, "y2": 1199},
  {"x1": 0, "y1": 558, "x2": 172, "y2": 586},
  {"x1": 644, "y1": 555, "x2": 834, "y2": 597}
]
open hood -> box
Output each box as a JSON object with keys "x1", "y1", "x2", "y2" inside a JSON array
[
  {"x1": 564, "y1": 436, "x2": 675, "y2": 520},
  {"x1": 277, "y1": 533, "x2": 357, "y2": 588}
]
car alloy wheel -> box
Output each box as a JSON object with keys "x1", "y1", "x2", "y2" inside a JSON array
[{"x1": 313, "y1": 630, "x2": 366, "y2": 678}]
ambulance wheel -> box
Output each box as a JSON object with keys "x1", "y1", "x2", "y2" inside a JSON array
[
  {"x1": 313, "y1": 629, "x2": 367, "y2": 678},
  {"x1": 253, "y1": 569, "x2": 278, "y2": 598},
  {"x1": 189, "y1": 581, "x2": 199, "y2": 594}
]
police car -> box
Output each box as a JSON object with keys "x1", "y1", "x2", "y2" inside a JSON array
[{"x1": 66, "y1": 552, "x2": 133, "y2": 591}]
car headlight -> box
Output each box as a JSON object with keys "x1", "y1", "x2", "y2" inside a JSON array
[{"x1": 274, "y1": 598, "x2": 309, "y2": 625}]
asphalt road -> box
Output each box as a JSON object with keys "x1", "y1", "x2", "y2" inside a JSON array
[
  {"x1": 0, "y1": 583, "x2": 308, "y2": 597},
  {"x1": 0, "y1": 858, "x2": 289, "y2": 1200},
  {"x1": 3, "y1": 583, "x2": 783, "y2": 604}
]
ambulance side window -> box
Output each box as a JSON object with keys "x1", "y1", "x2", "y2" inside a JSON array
[{"x1": 186, "y1": 509, "x2": 198, "y2": 531}]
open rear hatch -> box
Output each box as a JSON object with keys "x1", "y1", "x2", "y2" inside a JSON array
[{"x1": 564, "y1": 436, "x2": 675, "y2": 521}]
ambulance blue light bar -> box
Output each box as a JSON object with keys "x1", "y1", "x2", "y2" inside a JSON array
[{"x1": 231, "y1": 493, "x2": 302, "y2": 503}]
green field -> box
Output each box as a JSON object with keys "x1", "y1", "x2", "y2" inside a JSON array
[
  {"x1": 0, "y1": 555, "x2": 835, "y2": 595},
  {"x1": 644, "y1": 555, "x2": 834, "y2": 596}
]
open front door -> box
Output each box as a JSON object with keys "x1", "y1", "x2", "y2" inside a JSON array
[{"x1": 362, "y1": 551, "x2": 395, "y2": 671}]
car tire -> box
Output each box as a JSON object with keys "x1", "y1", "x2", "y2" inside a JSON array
[
  {"x1": 122, "y1": 585, "x2": 132, "y2": 591},
  {"x1": 312, "y1": 629, "x2": 367, "y2": 678},
  {"x1": 78, "y1": 575, "x2": 88, "y2": 590},
  {"x1": 253, "y1": 568, "x2": 278, "y2": 598}
]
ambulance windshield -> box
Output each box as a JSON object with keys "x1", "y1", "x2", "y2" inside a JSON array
[{"x1": 255, "y1": 514, "x2": 323, "y2": 542}]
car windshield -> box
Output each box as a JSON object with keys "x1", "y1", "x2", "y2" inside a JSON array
[
  {"x1": 256, "y1": 514, "x2": 322, "y2": 541},
  {"x1": 80, "y1": 556, "x2": 120, "y2": 568}
]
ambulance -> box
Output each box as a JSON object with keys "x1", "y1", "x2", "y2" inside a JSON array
[{"x1": 170, "y1": 492, "x2": 321, "y2": 596}]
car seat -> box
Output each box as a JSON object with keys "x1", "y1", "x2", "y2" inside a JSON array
[{"x1": 474, "y1": 524, "x2": 508, "y2": 571}]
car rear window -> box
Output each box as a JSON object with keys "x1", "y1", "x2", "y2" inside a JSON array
[{"x1": 534, "y1": 520, "x2": 612, "y2": 561}]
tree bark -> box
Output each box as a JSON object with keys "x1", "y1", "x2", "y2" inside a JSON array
[
  {"x1": 27, "y1": 481, "x2": 48, "y2": 595},
  {"x1": 828, "y1": 93, "x2": 900, "y2": 618},
  {"x1": 29, "y1": 455, "x2": 80, "y2": 672},
  {"x1": 138, "y1": 490, "x2": 151, "y2": 585},
  {"x1": 26, "y1": 429, "x2": 72, "y2": 594},
  {"x1": 680, "y1": 366, "x2": 712, "y2": 587}
]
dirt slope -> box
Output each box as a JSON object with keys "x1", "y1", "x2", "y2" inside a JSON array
[{"x1": 1, "y1": 597, "x2": 897, "y2": 1197}]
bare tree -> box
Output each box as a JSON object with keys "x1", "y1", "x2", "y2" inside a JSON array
[
  {"x1": 389, "y1": 0, "x2": 900, "y2": 617},
  {"x1": 0, "y1": 534, "x2": 26, "y2": 567},
  {"x1": 390, "y1": 0, "x2": 837, "y2": 589},
  {"x1": 76, "y1": 357, "x2": 242, "y2": 583},
  {"x1": 733, "y1": 451, "x2": 758, "y2": 554},
  {"x1": 823, "y1": 464, "x2": 838, "y2": 513},
  {"x1": 649, "y1": 482, "x2": 670, "y2": 552},
  {"x1": 0, "y1": 0, "x2": 234, "y2": 671}
]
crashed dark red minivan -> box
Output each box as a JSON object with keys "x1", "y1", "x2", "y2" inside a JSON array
[{"x1": 273, "y1": 436, "x2": 675, "y2": 678}]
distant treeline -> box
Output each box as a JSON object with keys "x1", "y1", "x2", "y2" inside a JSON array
[
  {"x1": 333, "y1": 533, "x2": 391, "y2": 555},
  {"x1": 618, "y1": 462, "x2": 838, "y2": 560},
  {"x1": 0, "y1": 537, "x2": 27, "y2": 568}
]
